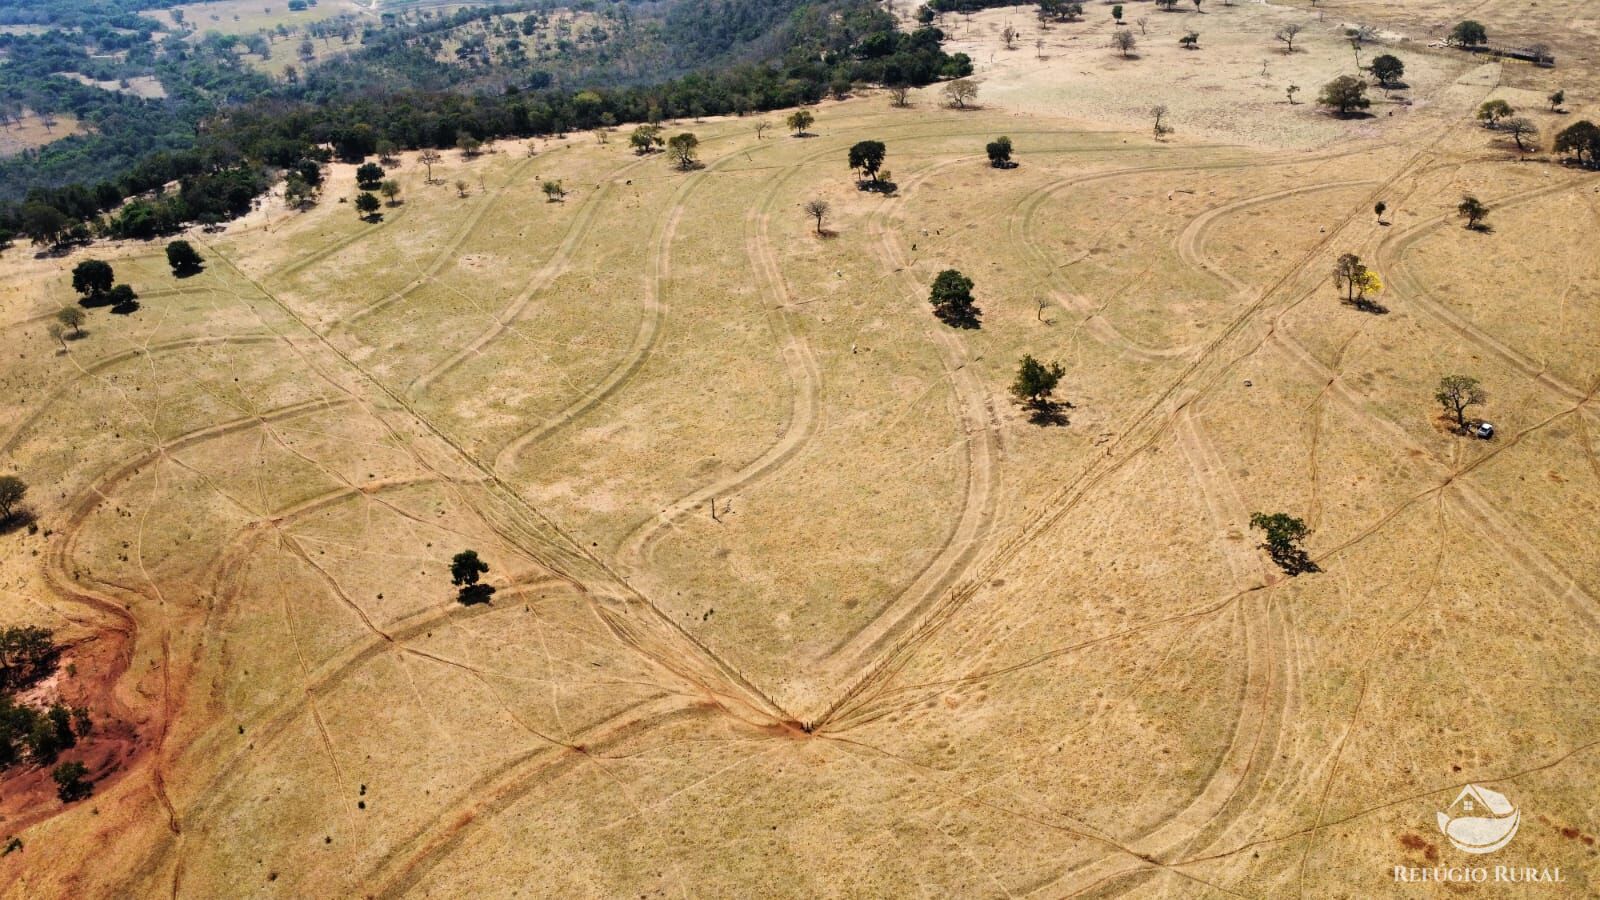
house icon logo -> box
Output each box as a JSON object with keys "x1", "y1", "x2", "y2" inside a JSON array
[{"x1": 1437, "y1": 784, "x2": 1520, "y2": 854}]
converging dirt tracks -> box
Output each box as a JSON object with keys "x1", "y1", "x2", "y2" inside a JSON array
[{"x1": 2, "y1": 1, "x2": 1599, "y2": 895}]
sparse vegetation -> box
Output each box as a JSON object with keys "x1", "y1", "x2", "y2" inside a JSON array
[
  {"x1": 1111, "y1": 30, "x2": 1137, "y2": 58},
  {"x1": 787, "y1": 110, "x2": 815, "y2": 136}
]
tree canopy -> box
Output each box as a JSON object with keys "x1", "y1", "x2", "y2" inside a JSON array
[
  {"x1": 929, "y1": 269, "x2": 980, "y2": 328},
  {"x1": 848, "y1": 140, "x2": 887, "y2": 183},
  {"x1": 1317, "y1": 75, "x2": 1370, "y2": 116}
]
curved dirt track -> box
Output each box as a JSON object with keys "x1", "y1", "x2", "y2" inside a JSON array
[{"x1": 613, "y1": 143, "x2": 827, "y2": 576}]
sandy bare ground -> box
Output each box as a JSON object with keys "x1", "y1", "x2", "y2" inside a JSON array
[{"x1": 1, "y1": 1, "x2": 1598, "y2": 896}]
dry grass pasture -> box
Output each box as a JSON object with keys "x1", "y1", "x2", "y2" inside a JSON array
[
  {"x1": 2, "y1": 1, "x2": 1598, "y2": 896},
  {"x1": 0, "y1": 111, "x2": 86, "y2": 158}
]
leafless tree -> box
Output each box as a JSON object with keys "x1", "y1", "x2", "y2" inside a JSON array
[
  {"x1": 1275, "y1": 23, "x2": 1303, "y2": 53},
  {"x1": 419, "y1": 149, "x2": 442, "y2": 183},
  {"x1": 804, "y1": 199, "x2": 830, "y2": 234}
]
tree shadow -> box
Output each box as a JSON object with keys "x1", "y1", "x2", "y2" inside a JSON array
[
  {"x1": 935, "y1": 306, "x2": 981, "y2": 329},
  {"x1": 1343, "y1": 297, "x2": 1389, "y2": 315},
  {"x1": 0, "y1": 508, "x2": 37, "y2": 536},
  {"x1": 857, "y1": 179, "x2": 899, "y2": 195},
  {"x1": 1025, "y1": 399, "x2": 1072, "y2": 426},
  {"x1": 1466, "y1": 222, "x2": 1494, "y2": 233},
  {"x1": 173, "y1": 266, "x2": 204, "y2": 279},
  {"x1": 111, "y1": 300, "x2": 140, "y2": 315},
  {"x1": 1265, "y1": 544, "x2": 1320, "y2": 576},
  {"x1": 990, "y1": 160, "x2": 1020, "y2": 170},
  {"x1": 78, "y1": 294, "x2": 113, "y2": 309},
  {"x1": 456, "y1": 584, "x2": 496, "y2": 606},
  {"x1": 361, "y1": 212, "x2": 384, "y2": 223}
]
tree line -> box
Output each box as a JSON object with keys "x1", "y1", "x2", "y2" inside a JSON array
[{"x1": 0, "y1": 0, "x2": 970, "y2": 249}]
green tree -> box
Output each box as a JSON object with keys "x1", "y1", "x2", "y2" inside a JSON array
[
  {"x1": 929, "y1": 269, "x2": 980, "y2": 328},
  {"x1": 71, "y1": 260, "x2": 114, "y2": 301},
  {"x1": 1457, "y1": 194, "x2": 1489, "y2": 230},
  {"x1": 848, "y1": 140, "x2": 887, "y2": 184},
  {"x1": 1111, "y1": 5, "x2": 1123, "y2": 23},
  {"x1": 1548, "y1": 89, "x2": 1565, "y2": 112},
  {"x1": 667, "y1": 132, "x2": 700, "y2": 170},
  {"x1": 354, "y1": 162, "x2": 385, "y2": 189},
  {"x1": 1011, "y1": 354, "x2": 1066, "y2": 411},
  {"x1": 1317, "y1": 75, "x2": 1371, "y2": 116},
  {"x1": 986, "y1": 136, "x2": 1014, "y2": 167},
  {"x1": 1449, "y1": 20, "x2": 1487, "y2": 47},
  {"x1": 165, "y1": 240, "x2": 204, "y2": 276},
  {"x1": 52, "y1": 760, "x2": 92, "y2": 802},
  {"x1": 629, "y1": 124, "x2": 664, "y2": 154},
  {"x1": 20, "y1": 203, "x2": 70, "y2": 247},
  {"x1": 0, "y1": 476, "x2": 27, "y2": 525},
  {"x1": 108, "y1": 284, "x2": 138, "y2": 314},
  {"x1": 1476, "y1": 99, "x2": 1513, "y2": 127},
  {"x1": 55, "y1": 307, "x2": 85, "y2": 339},
  {"x1": 541, "y1": 180, "x2": 566, "y2": 202},
  {"x1": 379, "y1": 179, "x2": 402, "y2": 205},
  {"x1": 1179, "y1": 31, "x2": 1199, "y2": 49},
  {"x1": 1111, "y1": 30, "x2": 1137, "y2": 57},
  {"x1": 1553, "y1": 120, "x2": 1600, "y2": 166},
  {"x1": 787, "y1": 109, "x2": 815, "y2": 136},
  {"x1": 450, "y1": 550, "x2": 495, "y2": 605},
  {"x1": 355, "y1": 191, "x2": 381, "y2": 219},
  {"x1": 1435, "y1": 374, "x2": 1486, "y2": 430},
  {"x1": 1249, "y1": 512, "x2": 1316, "y2": 575},
  {"x1": 1370, "y1": 54, "x2": 1404, "y2": 86}
]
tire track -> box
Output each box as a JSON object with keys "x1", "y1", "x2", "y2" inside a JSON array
[
  {"x1": 816, "y1": 121, "x2": 1463, "y2": 732},
  {"x1": 1378, "y1": 177, "x2": 1598, "y2": 405},
  {"x1": 319, "y1": 150, "x2": 544, "y2": 334},
  {"x1": 614, "y1": 144, "x2": 825, "y2": 576},
  {"x1": 807, "y1": 156, "x2": 1001, "y2": 722},
  {"x1": 0, "y1": 335, "x2": 284, "y2": 456},
  {"x1": 405, "y1": 178, "x2": 619, "y2": 399}
]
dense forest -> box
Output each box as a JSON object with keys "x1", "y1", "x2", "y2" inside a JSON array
[{"x1": 0, "y1": 0, "x2": 971, "y2": 249}]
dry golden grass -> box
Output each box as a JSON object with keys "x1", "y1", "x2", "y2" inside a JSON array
[{"x1": 1, "y1": 1, "x2": 1598, "y2": 896}]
